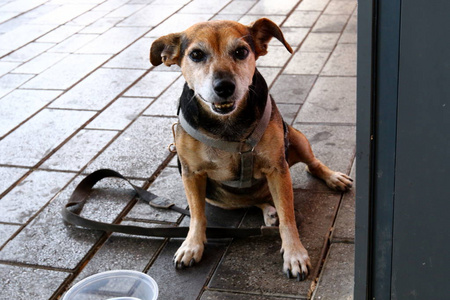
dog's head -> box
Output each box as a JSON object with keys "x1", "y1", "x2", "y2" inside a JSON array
[{"x1": 150, "y1": 18, "x2": 292, "y2": 115}]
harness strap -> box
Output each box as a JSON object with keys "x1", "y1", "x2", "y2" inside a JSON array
[
  {"x1": 62, "y1": 169, "x2": 279, "y2": 238},
  {"x1": 178, "y1": 95, "x2": 272, "y2": 188}
]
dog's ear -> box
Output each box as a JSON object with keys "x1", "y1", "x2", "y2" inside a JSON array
[
  {"x1": 150, "y1": 33, "x2": 183, "y2": 66},
  {"x1": 248, "y1": 18, "x2": 293, "y2": 58}
]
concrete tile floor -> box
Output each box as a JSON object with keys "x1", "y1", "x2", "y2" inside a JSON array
[{"x1": 0, "y1": 0, "x2": 356, "y2": 299}]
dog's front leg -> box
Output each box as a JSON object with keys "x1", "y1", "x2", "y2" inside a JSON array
[
  {"x1": 265, "y1": 162, "x2": 312, "y2": 281},
  {"x1": 174, "y1": 171, "x2": 207, "y2": 269}
]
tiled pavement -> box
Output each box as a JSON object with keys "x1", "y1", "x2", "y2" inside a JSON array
[{"x1": 0, "y1": 0, "x2": 356, "y2": 299}]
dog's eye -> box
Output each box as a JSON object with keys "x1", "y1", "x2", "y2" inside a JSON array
[
  {"x1": 234, "y1": 47, "x2": 249, "y2": 60},
  {"x1": 189, "y1": 49, "x2": 206, "y2": 62}
]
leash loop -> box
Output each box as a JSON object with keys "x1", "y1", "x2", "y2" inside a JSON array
[{"x1": 61, "y1": 169, "x2": 278, "y2": 238}]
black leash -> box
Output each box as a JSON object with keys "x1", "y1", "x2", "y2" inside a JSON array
[{"x1": 62, "y1": 169, "x2": 279, "y2": 239}]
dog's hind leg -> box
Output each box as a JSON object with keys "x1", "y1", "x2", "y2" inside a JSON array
[
  {"x1": 256, "y1": 203, "x2": 279, "y2": 226},
  {"x1": 286, "y1": 125, "x2": 353, "y2": 191}
]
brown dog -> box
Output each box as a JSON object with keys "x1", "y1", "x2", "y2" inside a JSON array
[{"x1": 149, "y1": 18, "x2": 353, "y2": 281}]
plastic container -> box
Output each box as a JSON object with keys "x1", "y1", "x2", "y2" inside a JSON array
[{"x1": 62, "y1": 270, "x2": 158, "y2": 300}]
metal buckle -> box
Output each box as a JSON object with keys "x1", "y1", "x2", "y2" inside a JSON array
[
  {"x1": 167, "y1": 122, "x2": 179, "y2": 153},
  {"x1": 239, "y1": 140, "x2": 255, "y2": 154}
]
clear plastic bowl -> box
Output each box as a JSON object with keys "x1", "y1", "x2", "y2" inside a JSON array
[{"x1": 62, "y1": 270, "x2": 158, "y2": 300}]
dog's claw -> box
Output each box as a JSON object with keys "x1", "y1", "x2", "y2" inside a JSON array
[
  {"x1": 285, "y1": 270, "x2": 291, "y2": 279},
  {"x1": 189, "y1": 258, "x2": 195, "y2": 267}
]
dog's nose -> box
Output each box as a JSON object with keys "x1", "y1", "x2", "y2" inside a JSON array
[{"x1": 213, "y1": 79, "x2": 235, "y2": 98}]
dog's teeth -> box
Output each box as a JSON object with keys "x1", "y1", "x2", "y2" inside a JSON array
[{"x1": 214, "y1": 102, "x2": 233, "y2": 109}]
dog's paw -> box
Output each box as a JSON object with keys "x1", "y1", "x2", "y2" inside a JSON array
[
  {"x1": 263, "y1": 205, "x2": 279, "y2": 227},
  {"x1": 325, "y1": 171, "x2": 353, "y2": 192},
  {"x1": 173, "y1": 239, "x2": 204, "y2": 269},
  {"x1": 281, "y1": 246, "x2": 311, "y2": 281}
]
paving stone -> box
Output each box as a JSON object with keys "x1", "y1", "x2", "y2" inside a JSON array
[
  {"x1": 93, "y1": 0, "x2": 130, "y2": 12},
  {"x1": 332, "y1": 160, "x2": 355, "y2": 241},
  {"x1": 0, "y1": 12, "x2": 18, "y2": 24},
  {"x1": 247, "y1": 0, "x2": 298, "y2": 15},
  {"x1": 0, "y1": 89, "x2": 61, "y2": 137},
  {"x1": 1, "y1": 42, "x2": 54, "y2": 62},
  {"x1": 300, "y1": 32, "x2": 340, "y2": 52},
  {"x1": 290, "y1": 124, "x2": 355, "y2": 191},
  {"x1": 209, "y1": 191, "x2": 341, "y2": 297},
  {"x1": 125, "y1": 167, "x2": 186, "y2": 223},
  {"x1": 47, "y1": 33, "x2": 99, "y2": 53},
  {"x1": 321, "y1": 43, "x2": 356, "y2": 76},
  {"x1": 151, "y1": 0, "x2": 192, "y2": 4},
  {"x1": 295, "y1": 77, "x2": 356, "y2": 123},
  {"x1": 220, "y1": 0, "x2": 257, "y2": 15},
  {"x1": 69, "y1": 233, "x2": 165, "y2": 288},
  {"x1": 0, "y1": 264, "x2": 70, "y2": 300},
  {"x1": 124, "y1": 71, "x2": 181, "y2": 98},
  {"x1": 16, "y1": 2, "x2": 61, "y2": 20},
  {"x1": 270, "y1": 74, "x2": 316, "y2": 105},
  {"x1": 284, "y1": 11, "x2": 321, "y2": 27},
  {"x1": 0, "y1": 167, "x2": 29, "y2": 196},
  {"x1": 68, "y1": 10, "x2": 109, "y2": 26},
  {"x1": 339, "y1": 13, "x2": 357, "y2": 44},
  {"x1": 0, "y1": 170, "x2": 75, "y2": 224},
  {"x1": 50, "y1": 68, "x2": 146, "y2": 110},
  {"x1": 85, "y1": 116, "x2": 176, "y2": 179},
  {"x1": 283, "y1": 52, "x2": 329, "y2": 75},
  {"x1": 0, "y1": 73, "x2": 34, "y2": 98},
  {"x1": 143, "y1": 76, "x2": 184, "y2": 117},
  {"x1": 256, "y1": 45, "x2": 292, "y2": 67},
  {"x1": 0, "y1": 61, "x2": 20, "y2": 76},
  {"x1": 312, "y1": 14, "x2": 349, "y2": 33},
  {"x1": 31, "y1": 4, "x2": 97, "y2": 25},
  {"x1": 106, "y1": 4, "x2": 146, "y2": 18},
  {"x1": 146, "y1": 13, "x2": 213, "y2": 38},
  {"x1": 0, "y1": 0, "x2": 46, "y2": 13},
  {"x1": 87, "y1": 97, "x2": 152, "y2": 130},
  {"x1": 277, "y1": 103, "x2": 300, "y2": 125},
  {"x1": 0, "y1": 175, "x2": 137, "y2": 269},
  {"x1": 40, "y1": 129, "x2": 118, "y2": 172},
  {"x1": 11, "y1": 52, "x2": 69, "y2": 74},
  {"x1": 238, "y1": 14, "x2": 286, "y2": 26},
  {"x1": 103, "y1": 37, "x2": 154, "y2": 69},
  {"x1": 323, "y1": 0, "x2": 356, "y2": 15},
  {"x1": 118, "y1": 4, "x2": 182, "y2": 27},
  {"x1": 200, "y1": 290, "x2": 297, "y2": 300},
  {"x1": 312, "y1": 243, "x2": 354, "y2": 300},
  {"x1": 258, "y1": 66, "x2": 281, "y2": 88},
  {"x1": 0, "y1": 224, "x2": 20, "y2": 247},
  {"x1": 0, "y1": 109, "x2": 95, "y2": 167},
  {"x1": 76, "y1": 26, "x2": 148, "y2": 54},
  {"x1": 22, "y1": 53, "x2": 111, "y2": 90},
  {"x1": 145, "y1": 203, "x2": 246, "y2": 300},
  {"x1": 0, "y1": 24, "x2": 54, "y2": 52},
  {"x1": 280, "y1": 27, "x2": 309, "y2": 48},
  {"x1": 296, "y1": 0, "x2": 330, "y2": 11},
  {"x1": 147, "y1": 238, "x2": 229, "y2": 300},
  {"x1": 79, "y1": 17, "x2": 123, "y2": 34},
  {"x1": 36, "y1": 25, "x2": 83, "y2": 43},
  {"x1": 180, "y1": 0, "x2": 230, "y2": 14}
]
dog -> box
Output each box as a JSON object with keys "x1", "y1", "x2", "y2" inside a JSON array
[{"x1": 149, "y1": 18, "x2": 353, "y2": 281}]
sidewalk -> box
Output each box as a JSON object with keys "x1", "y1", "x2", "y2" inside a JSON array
[{"x1": 0, "y1": 0, "x2": 357, "y2": 299}]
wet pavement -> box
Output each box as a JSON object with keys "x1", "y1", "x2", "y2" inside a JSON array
[{"x1": 0, "y1": 0, "x2": 356, "y2": 299}]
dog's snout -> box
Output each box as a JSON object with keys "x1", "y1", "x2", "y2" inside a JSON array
[{"x1": 213, "y1": 79, "x2": 236, "y2": 99}]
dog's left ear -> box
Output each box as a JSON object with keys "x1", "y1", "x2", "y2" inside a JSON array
[
  {"x1": 248, "y1": 18, "x2": 293, "y2": 58},
  {"x1": 150, "y1": 33, "x2": 183, "y2": 66}
]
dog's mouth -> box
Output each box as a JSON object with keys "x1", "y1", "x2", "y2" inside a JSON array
[{"x1": 212, "y1": 101, "x2": 235, "y2": 114}]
